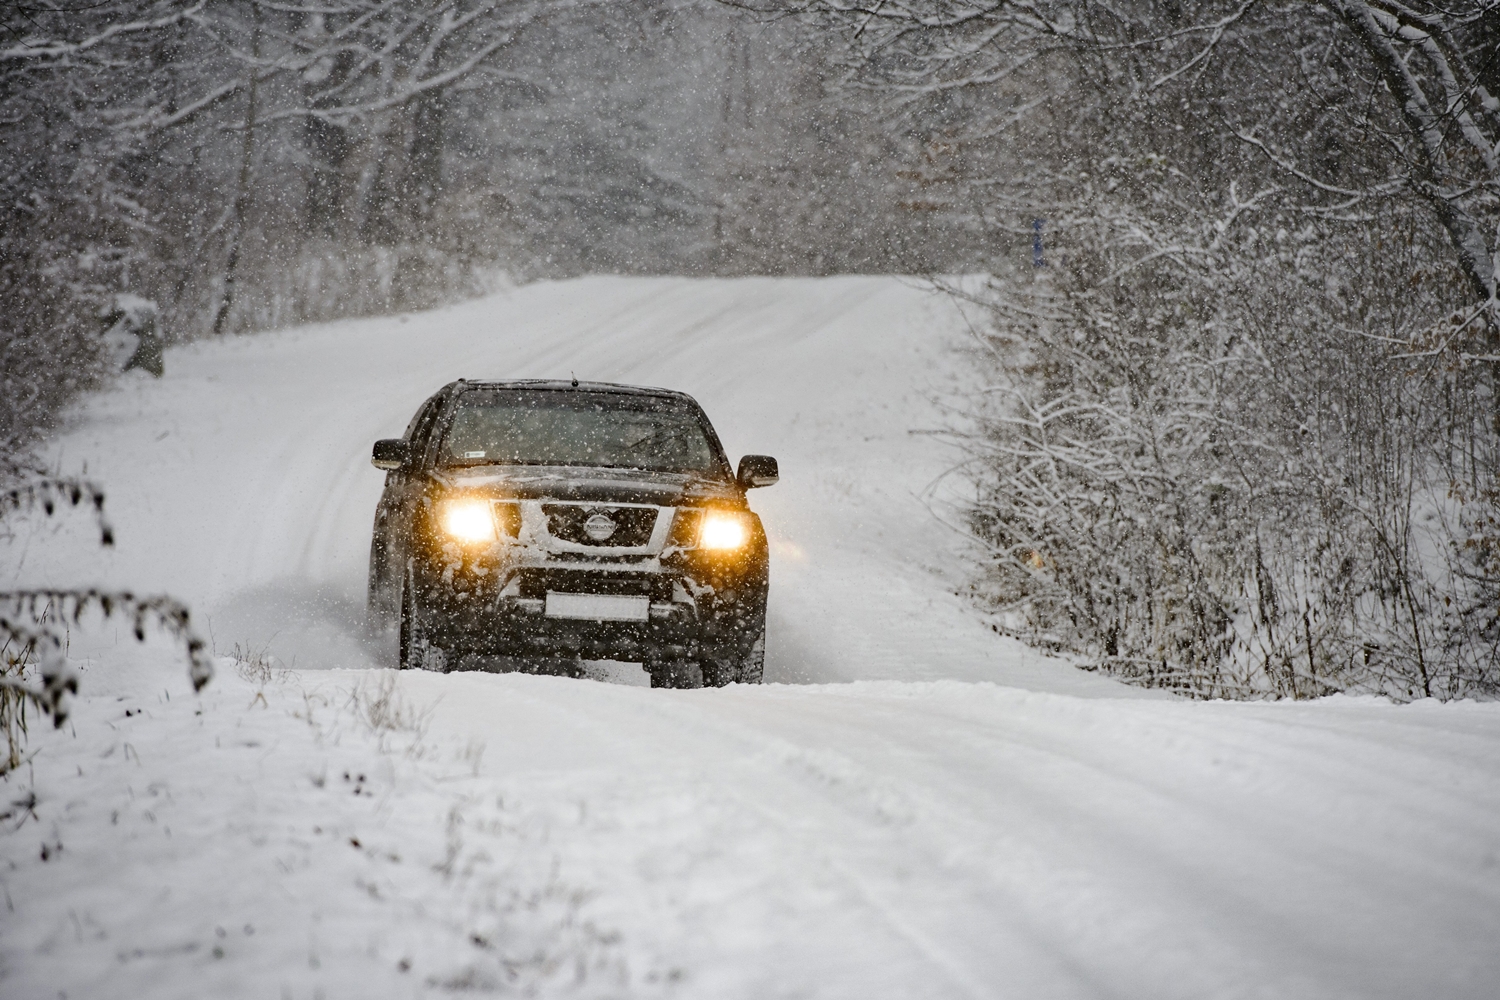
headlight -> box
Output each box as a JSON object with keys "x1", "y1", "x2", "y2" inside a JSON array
[
  {"x1": 439, "y1": 498, "x2": 497, "y2": 543},
  {"x1": 699, "y1": 510, "x2": 751, "y2": 550}
]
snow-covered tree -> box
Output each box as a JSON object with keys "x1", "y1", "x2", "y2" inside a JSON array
[{"x1": 749, "y1": 0, "x2": 1500, "y2": 696}]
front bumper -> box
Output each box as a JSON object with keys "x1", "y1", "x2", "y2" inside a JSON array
[{"x1": 422, "y1": 590, "x2": 758, "y2": 661}]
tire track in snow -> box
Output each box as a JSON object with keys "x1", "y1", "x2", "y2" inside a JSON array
[
  {"x1": 407, "y1": 673, "x2": 1046, "y2": 999},
  {"x1": 425, "y1": 673, "x2": 1500, "y2": 999}
]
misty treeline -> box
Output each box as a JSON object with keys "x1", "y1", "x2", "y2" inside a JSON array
[
  {"x1": 759, "y1": 0, "x2": 1500, "y2": 697},
  {"x1": 0, "y1": 0, "x2": 975, "y2": 468}
]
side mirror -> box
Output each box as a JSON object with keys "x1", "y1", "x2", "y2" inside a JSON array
[
  {"x1": 371, "y1": 438, "x2": 410, "y2": 471},
  {"x1": 736, "y1": 454, "x2": 779, "y2": 488}
]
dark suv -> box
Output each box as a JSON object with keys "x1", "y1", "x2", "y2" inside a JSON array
[{"x1": 367, "y1": 380, "x2": 778, "y2": 687}]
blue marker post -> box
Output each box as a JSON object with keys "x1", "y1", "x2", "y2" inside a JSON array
[{"x1": 1032, "y1": 218, "x2": 1046, "y2": 268}]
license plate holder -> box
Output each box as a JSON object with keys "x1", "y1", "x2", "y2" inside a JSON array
[{"x1": 544, "y1": 592, "x2": 650, "y2": 621}]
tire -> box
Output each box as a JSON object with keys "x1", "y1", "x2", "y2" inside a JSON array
[
  {"x1": 738, "y1": 632, "x2": 765, "y2": 684},
  {"x1": 646, "y1": 659, "x2": 701, "y2": 689},
  {"x1": 367, "y1": 534, "x2": 398, "y2": 634},
  {"x1": 702, "y1": 629, "x2": 765, "y2": 687},
  {"x1": 398, "y1": 570, "x2": 450, "y2": 673},
  {"x1": 699, "y1": 658, "x2": 732, "y2": 688}
]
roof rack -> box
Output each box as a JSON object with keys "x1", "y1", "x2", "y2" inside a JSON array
[{"x1": 452, "y1": 379, "x2": 693, "y2": 399}]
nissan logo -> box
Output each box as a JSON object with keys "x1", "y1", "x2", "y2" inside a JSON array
[{"x1": 583, "y1": 512, "x2": 617, "y2": 541}]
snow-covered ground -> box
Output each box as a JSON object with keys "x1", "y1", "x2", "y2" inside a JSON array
[{"x1": 4, "y1": 276, "x2": 1499, "y2": 998}]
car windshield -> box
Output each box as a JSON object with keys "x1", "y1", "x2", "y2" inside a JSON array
[{"x1": 439, "y1": 390, "x2": 723, "y2": 473}]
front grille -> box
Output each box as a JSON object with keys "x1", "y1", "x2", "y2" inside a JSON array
[
  {"x1": 493, "y1": 501, "x2": 521, "y2": 538},
  {"x1": 542, "y1": 504, "x2": 659, "y2": 547},
  {"x1": 667, "y1": 508, "x2": 702, "y2": 547},
  {"x1": 515, "y1": 568, "x2": 671, "y2": 600}
]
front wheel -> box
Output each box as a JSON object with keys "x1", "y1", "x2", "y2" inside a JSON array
[
  {"x1": 737, "y1": 632, "x2": 765, "y2": 684},
  {"x1": 398, "y1": 572, "x2": 450, "y2": 673},
  {"x1": 367, "y1": 529, "x2": 400, "y2": 635},
  {"x1": 702, "y1": 630, "x2": 765, "y2": 687},
  {"x1": 646, "y1": 660, "x2": 701, "y2": 689}
]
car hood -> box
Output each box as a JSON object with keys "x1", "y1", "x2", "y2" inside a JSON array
[{"x1": 430, "y1": 465, "x2": 742, "y2": 506}]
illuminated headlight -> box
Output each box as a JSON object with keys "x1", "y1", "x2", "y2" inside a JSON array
[
  {"x1": 439, "y1": 498, "x2": 497, "y2": 544},
  {"x1": 699, "y1": 510, "x2": 751, "y2": 550}
]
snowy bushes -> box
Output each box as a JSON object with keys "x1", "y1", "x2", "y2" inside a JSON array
[
  {"x1": 762, "y1": 0, "x2": 1500, "y2": 698},
  {"x1": 0, "y1": 478, "x2": 212, "y2": 771},
  {"x1": 964, "y1": 211, "x2": 1499, "y2": 698}
]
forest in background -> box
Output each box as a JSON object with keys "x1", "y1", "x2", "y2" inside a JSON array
[
  {"x1": 3, "y1": 0, "x2": 1499, "y2": 700},
  {"x1": 1, "y1": 0, "x2": 992, "y2": 468}
]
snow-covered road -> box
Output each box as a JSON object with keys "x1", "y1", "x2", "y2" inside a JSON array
[
  {"x1": 16, "y1": 275, "x2": 1112, "y2": 691},
  {"x1": 4, "y1": 277, "x2": 1499, "y2": 998}
]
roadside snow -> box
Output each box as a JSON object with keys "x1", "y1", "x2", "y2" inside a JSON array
[{"x1": 4, "y1": 277, "x2": 1499, "y2": 998}]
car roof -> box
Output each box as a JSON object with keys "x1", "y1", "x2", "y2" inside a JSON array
[{"x1": 446, "y1": 379, "x2": 699, "y2": 403}]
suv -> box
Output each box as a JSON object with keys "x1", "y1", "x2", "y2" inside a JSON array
[{"x1": 367, "y1": 380, "x2": 778, "y2": 688}]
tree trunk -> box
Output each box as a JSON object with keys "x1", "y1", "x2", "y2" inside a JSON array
[
  {"x1": 301, "y1": 14, "x2": 353, "y2": 238},
  {"x1": 212, "y1": 2, "x2": 261, "y2": 336},
  {"x1": 403, "y1": 92, "x2": 446, "y2": 227}
]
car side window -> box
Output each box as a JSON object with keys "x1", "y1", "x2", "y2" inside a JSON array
[
  {"x1": 396, "y1": 395, "x2": 447, "y2": 472},
  {"x1": 405, "y1": 397, "x2": 440, "y2": 441}
]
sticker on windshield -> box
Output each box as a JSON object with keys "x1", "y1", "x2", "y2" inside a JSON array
[{"x1": 464, "y1": 450, "x2": 486, "y2": 459}]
